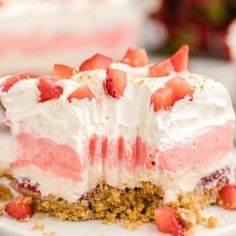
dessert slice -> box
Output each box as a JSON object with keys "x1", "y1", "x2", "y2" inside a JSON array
[{"x1": 0, "y1": 46, "x2": 235, "y2": 233}]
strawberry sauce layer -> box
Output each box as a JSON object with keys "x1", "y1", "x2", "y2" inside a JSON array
[
  {"x1": 12, "y1": 124, "x2": 233, "y2": 181},
  {"x1": 12, "y1": 133, "x2": 83, "y2": 181}
]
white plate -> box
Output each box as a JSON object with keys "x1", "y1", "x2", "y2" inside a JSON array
[{"x1": 1, "y1": 206, "x2": 236, "y2": 236}]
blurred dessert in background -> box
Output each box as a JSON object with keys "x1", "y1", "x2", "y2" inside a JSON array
[
  {"x1": 226, "y1": 20, "x2": 236, "y2": 112},
  {"x1": 0, "y1": 0, "x2": 160, "y2": 75}
]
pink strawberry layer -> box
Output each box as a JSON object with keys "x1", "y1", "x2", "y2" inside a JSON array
[
  {"x1": 0, "y1": 25, "x2": 136, "y2": 55},
  {"x1": 12, "y1": 124, "x2": 233, "y2": 181}
]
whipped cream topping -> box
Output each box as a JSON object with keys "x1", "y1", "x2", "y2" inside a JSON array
[{"x1": 0, "y1": 64, "x2": 234, "y2": 152}]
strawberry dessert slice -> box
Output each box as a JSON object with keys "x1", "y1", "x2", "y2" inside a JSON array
[
  {"x1": 1, "y1": 73, "x2": 29, "y2": 92},
  {"x1": 5, "y1": 195, "x2": 34, "y2": 221},
  {"x1": 148, "y1": 59, "x2": 174, "y2": 78},
  {"x1": 151, "y1": 87, "x2": 175, "y2": 112},
  {"x1": 121, "y1": 47, "x2": 149, "y2": 67},
  {"x1": 79, "y1": 53, "x2": 112, "y2": 71},
  {"x1": 38, "y1": 77, "x2": 63, "y2": 102},
  {"x1": 165, "y1": 76, "x2": 193, "y2": 100},
  {"x1": 170, "y1": 45, "x2": 189, "y2": 72},
  {"x1": 53, "y1": 64, "x2": 75, "y2": 79},
  {"x1": 154, "y1": 207, "x2": 184, "y2": 236},
  {"x1": 67, "y1": 85, "x2": 94, "y2": 102},
  {"x1": 219, "y1": 184, "x2": 236, "y2": 210},
  {"x1": 104, "y1": 68, "x2": 127, "y2": 99}
]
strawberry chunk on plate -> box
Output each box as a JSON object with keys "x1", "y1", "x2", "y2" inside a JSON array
[
  {"x1": 154, "y1": 207, "x2": 184, "y2": 236},
  {"x1": 67, "y1": 85, "x2": 94, "y2": 102},
  {"x1": 170, "y1": 44, "x2": 189, "y2": 72},
  {"x1": 5, "y1": 195, "x2": 34, "y2": 221},
  {"x1": 151, "y1": 87, "x2": 175, "y2": 112},
  {"x1": 121, "y1": 47, "x2": 149, "y2": 67},
  {"x1": 1, "y1": 73, "x2": 29, "y2": 92},
  {"x1": 38, "y1": 77, "x2": 63, "y2": 102},
  {"x1": 148, "y1": 59, "x2": 174, "y2": 78},
  {"x1": 165, "y1": 76, "x2": 193, "y2": 100},
  {"x1": 79, "y1": 53, "x2": 112, "y2": 71},
  {"x1": 53, "y1": 64, "x2": 75, "y2": 79},
  {"x1": 104, "y1": 68, "x2": 127, "y2": 99},
  {"x1": 219, "y1": 184, "x2": 236, "y2": 210}
]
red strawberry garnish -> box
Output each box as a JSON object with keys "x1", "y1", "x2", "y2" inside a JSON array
[
  {"x1": 154, "y1": 207, "x2": 184, "y2": 236},
  {"x1": 79, "y1": 53, "x2": 112, "y2": 71},
  {"x1": 1, "y1": 73, "x2": 29, "y2": 92},
  {"x1": 104, "y1": 68, "x2": 127, "y2": 99},
  {"x1": 121, "y1": 47, "x2": 149, "y2": 67},
  {"x1": 53, "y1": 64, "x2": 75, "y2": 79},
  {"x1": 219, "y1": 184, "x2": 236, "y2": 210},
  {"x1": 5, "y1": 195, "x2": 34, "y2": 221},
  {"x1": 38, "y1": 77, "x2": 63, "y2": 102},
  {"x1": 148, "y1": 59, "x2": 174, "y2": 77},
  {"x1": 165, "y1": 76, "x2": 193, "y2": 100},
  {"x1": 151, "y1": 87, "x2": 175, "y2": 112},
  {"x1": 170, "y1": 44, "x2": 189, "y2": 72},
  {"x1": 67, "y1": 85, "x2": 94, "y2": 102}
]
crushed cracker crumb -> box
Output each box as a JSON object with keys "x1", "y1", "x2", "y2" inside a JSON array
[
  {"x1": 0, "y1": 184, "x2": 13, "y2": 201},
  {"x1": 206, "y1": 216, "x2": 218, "y2": 228}
]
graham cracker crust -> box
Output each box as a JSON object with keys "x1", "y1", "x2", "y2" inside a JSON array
[{"x1": 11, "y1": 180, "x2": 227, "y2": 227}]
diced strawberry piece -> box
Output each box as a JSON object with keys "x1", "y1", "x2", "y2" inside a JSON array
[
  {"x1": 5, "y1": 195, "x2": 34, "y2": 221},
  {"x1": 148, "y1": 59, "x2": 174, "y2": 77},
  {"x1": 104, "y1": 68, "x2": 127, "y2": 99},
  {"x1": 219, "y1": 184, "x2": 236, "y2": 210},
  {"x1": 67, "y1": 85, "x2": 94, "y2": 102},
  {"x1": 79, "y1": 53, "x2": 112, "y2": 71},
  {"x1": 1, "y1": 73, "x2": 29, "y2": 92},
  {"x1": 170, "y1": 44, "x2": 189, "y2": 72},
  {"x1": 38, "y1": 77, "x2": 63, "y2": 102},
  {"x1": 151, "y1": 87, "x2": 175, "y2": 112},
  {"x1": 154, "y1": 207, "x2": 184, "y2": 236},
  {"x1": 121, "y1": 47, "x2": 149, "y2": 67},
  {"x1": 165, "y1": 76, "x2": 193, "y2": 100},
  {"x1": 53, "y1": 64, "x2": 75, "y2": 79}
]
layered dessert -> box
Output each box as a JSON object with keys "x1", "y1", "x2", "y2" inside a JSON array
[
  {"x1": 0, "y1": 0, "x2": 157, "y2": 75},
  {"x1": 0, "y1": 45, "x2": 235, "y2": 235}
]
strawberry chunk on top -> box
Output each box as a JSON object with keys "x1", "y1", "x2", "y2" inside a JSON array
[
  {"x1": 38, "y1": 77, "x2": 63, "y2": 102},
  {"x1": 170, "y1": 44, "x2": 189, "y2": 72},
  {"x1": 104, "y1": 68, "x2": 127, "y2": 99},
  {"x1": 79, "y1": 53, "x2": 112, "y2": 71},
  {"x1": 121, "y1": 47, "x2": 149, "y2": 67},
  {"x1": 67, "y1": 85, "x2": 94, "y2": 102},
  {"x1": 154, "y1": 207, "x2": 184, "y2": 236},
  {"x1": 151, "y1": 87, "x2": 175, "y2": 112},
  {"x1": 219, "y1": 184, "x2": 236, "y2": 210},
  {"x1": 53, "y1": 64, "x2": 75, "y2": 79},
  {"x1": 1, "y1": 73, "x2": 29, "y2": 92},
  {"x1": 5, "y1": 195, "x2": 34, "y2": 221},
  {"x1": 148, "y1": 59, "x2": 174, "y2": 78},
  {"x1": 165, "y1": 76, "x2": 193, "y2": 100}
]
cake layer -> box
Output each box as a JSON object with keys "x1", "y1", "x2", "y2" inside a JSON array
[{"x1": 0, "y1": 49, "x2": 235, "y2": 205}]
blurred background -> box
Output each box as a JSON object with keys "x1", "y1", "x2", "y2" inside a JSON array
[{"x1": 0, "y1": 0, "x2": 235, "y2": 110}]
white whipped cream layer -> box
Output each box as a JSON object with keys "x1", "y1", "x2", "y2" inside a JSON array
[
  {"x1": 0, "y1": 64, "x2": 234, "y2": 152},
  {"x1": 13, "y1": 153, "x2": 233, "y2": 202}
]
